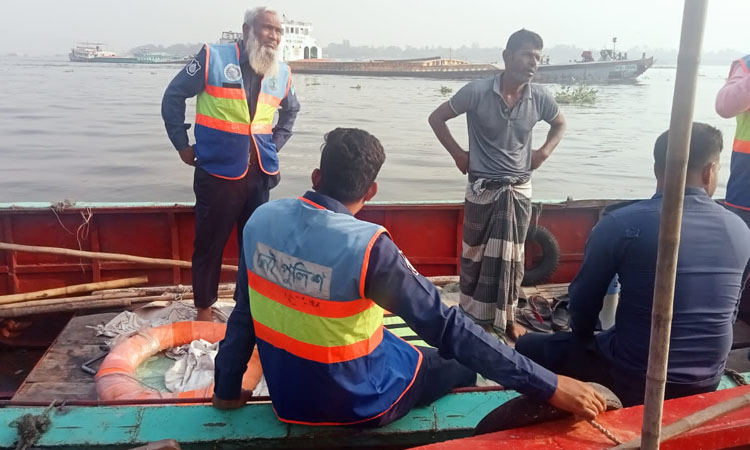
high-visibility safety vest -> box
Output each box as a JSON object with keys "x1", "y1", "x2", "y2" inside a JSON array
[
  {"x1": 194, "y1": 43, "x2": 291, "y2": 179},
  {"x1": 726, "y1": 54, "x2": 750, "y2": 210},
  {"x1": 242, "y1": 197, "x2": 422, "y2": 425}
]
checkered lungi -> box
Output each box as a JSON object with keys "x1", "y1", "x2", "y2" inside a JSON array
[{"x1": 459, "y1": 177, "x2": 532, "y2": 334}]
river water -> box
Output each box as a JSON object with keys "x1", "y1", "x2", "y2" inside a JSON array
[{"x1": 0, "y1": 58, "x2": 737, "y2": 203}]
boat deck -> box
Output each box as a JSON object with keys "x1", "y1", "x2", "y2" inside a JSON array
[{"x1": 11, "y1": 283, "x2": 750, "y2": 403}]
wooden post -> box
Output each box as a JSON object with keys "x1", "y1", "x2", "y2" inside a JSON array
[
  {"x1": 640, "y1": 1, "x2": 709, "y2": 449},
  {"x1": 0, "y1": 242, "x2": 238, "y2": 272}
]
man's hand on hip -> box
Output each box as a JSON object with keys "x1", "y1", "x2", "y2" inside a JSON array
[
  {"x1": 178, "y1": 146, "x2": 196, "y2": 166},
  {"x1": 548, "y1": 375, "x2": 606, "y2": 420},
  {"x1": 531, "y1": 149, "x2": 549, "y2": 170},
  {"x1": 453, "y1": 150, "x2": 470, "y2": 174}
]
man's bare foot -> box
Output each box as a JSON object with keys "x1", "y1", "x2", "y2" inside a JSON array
[
  {"x1": 507, "y1": 322, "x2": 528, "y2": 341},
  {"x1": 196, "y1": 307, "x2": 214, "y2": 322}
]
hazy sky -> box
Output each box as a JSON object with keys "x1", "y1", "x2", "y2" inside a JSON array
[{"x1": 2, "y1": 0, "x2": 748, "y2": 55}]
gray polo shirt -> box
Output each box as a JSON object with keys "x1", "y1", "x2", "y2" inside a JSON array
[{"x1": 449, "y1": 73, "x2": 560, "y2": 180}]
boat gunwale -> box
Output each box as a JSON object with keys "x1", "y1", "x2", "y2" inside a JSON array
[{"x1": 0, "y1": 198, "x2": 626, "y2": 212}]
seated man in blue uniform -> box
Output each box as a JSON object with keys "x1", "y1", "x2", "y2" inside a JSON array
[
  {"x1": 516, "y1": 123, "x2": 750, "y2": 407},
  {"x1": 210, "y1": 128, "x2": 606, "y2": 426}
]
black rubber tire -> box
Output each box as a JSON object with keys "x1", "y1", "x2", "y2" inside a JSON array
[{"x1": 522, "y1": 225, "x2": 560, "y2": 286}]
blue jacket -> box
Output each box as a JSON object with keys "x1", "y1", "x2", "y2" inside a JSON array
[{"x1": 569, "y1": 188, "x2": 750, "y2": 386}]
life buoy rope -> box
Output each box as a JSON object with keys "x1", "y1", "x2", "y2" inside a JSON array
[{"x1": 95, "y1": 321, "x2": 262, "y2": 401}]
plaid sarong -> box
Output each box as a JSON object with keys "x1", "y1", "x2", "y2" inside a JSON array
[{"x1": 459, "y1": 178, "x2": 532, "y2": 334}]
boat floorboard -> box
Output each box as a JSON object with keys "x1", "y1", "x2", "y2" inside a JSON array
[
  {"x1": 11, "y1": 285, "x2": 750, "y2": 403},
  {"x1": 12, "y1": 312, "x2": 116, "y2": 402}
]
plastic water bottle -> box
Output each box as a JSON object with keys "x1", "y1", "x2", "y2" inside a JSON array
[{"x1": 599, "y1": 275, "x2": 619, "y2": 330}]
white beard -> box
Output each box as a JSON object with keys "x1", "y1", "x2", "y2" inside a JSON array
[{"x1": 246, "y1": 36, "x2": 279, "y2": 77}]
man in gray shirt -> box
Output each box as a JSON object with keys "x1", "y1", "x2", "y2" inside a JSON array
[{"x1": 429, "y1": 29, "x2": 566, "y2": 341}]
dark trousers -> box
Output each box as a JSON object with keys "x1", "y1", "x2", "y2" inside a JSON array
[
  {"x1": 192, "y1": 164, "x2": 273, "y2": 308},
  {"x1": 361, "y1": 346, "x2": 477, "y2": 427},
  {"x1": 515, "y1": 331, "x2": 720, "y2": 407}
]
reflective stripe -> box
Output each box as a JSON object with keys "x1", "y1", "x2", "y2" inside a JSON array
[
  {"x1": 247, "y1": 270, "x2": 376, "y2": 318},
  {"x1": 205, "y1": 84, "x2": 246, "y2": 100},
  {"x1": 725, "y1": 201, "x2": 750, "y2": 211},
  {"x1": 253, "y1": 103, "x2": 277, "y2": 126},
  {"x1": 196, "y1": 94, "x2": 251, "y2": 124},
  {"x1": 734, "y1": 138, "x2": 750, "y2": 154},
  {"x1": 207, "y1": 166, "x2": 249, "y2": 180},
  {"x1": 253, "y1": 319, "x2": 384, "y2": 364},
  {"x1": 258, "y1": 92, "x2": 283, "y2": 108},
  {"x1": 250, "y1": 285, "x2": 383, "y2": 347},
  {"x1": 204, "y1": 44, "x2": 210, "y2": 86},
  {"x1": 359, "y1": 228, "x2": 387, "y2": 298},
  {"x1": 195, "y1": 113, "x2": 250, "y2": 135},
  {"x1": 251, "y1": 123, "x2": 273, "y2": 134},
  {"x1": 299, "y1": 197, "x2": 325, "y2": 209}
]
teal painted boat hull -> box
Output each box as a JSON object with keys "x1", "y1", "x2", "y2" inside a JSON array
[
  {"x1": 2, "y1": 374, "x2": 747, "y2": 449},
  {"x1": 0, "y1": 390, "x2": 518, "y2": 449}
]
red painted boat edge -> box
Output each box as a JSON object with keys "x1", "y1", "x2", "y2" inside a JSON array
[{"x1": 412, "y1": 385, "x2": 750, "y2": 450}]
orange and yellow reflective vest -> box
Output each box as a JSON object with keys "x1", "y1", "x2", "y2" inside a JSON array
[
  {"x1": 242, "y1": 196, "x2": 422, "y2": 425},
  {"x1": 194, "y1": 43, "x2": 291, "y2": 179},
  {"x1": 726, "y1": 55, "x2": 750, "y2": 209}
]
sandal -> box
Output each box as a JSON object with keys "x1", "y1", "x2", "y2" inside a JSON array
[
  {"x1": 551, "y1": 299, "x2": 571, "y2": 332},
  {"x1": 516, "y1": 307, "x2": 553, "y2": 333},
  {"x1": 527, "y1": 295, "x2": 552, "y2": 320}
]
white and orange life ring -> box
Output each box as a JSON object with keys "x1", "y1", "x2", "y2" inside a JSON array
[{"x1": 95, "y1": 321, "x2": 262, "y2": 401}]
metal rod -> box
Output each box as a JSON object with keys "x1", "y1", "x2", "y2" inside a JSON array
[{"x1": 640, "y1": 1, "x2": 709, "y2": 449}]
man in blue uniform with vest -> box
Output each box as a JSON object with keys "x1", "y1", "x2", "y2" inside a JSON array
[
  {"x1": 211, "y1": 128, "x2": 605, "y2": 426},
  {"x1": 161, "y1": 7, "x2": 300, "y2": 321}
]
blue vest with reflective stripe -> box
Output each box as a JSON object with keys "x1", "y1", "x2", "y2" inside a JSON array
[
  {"x1": 726, "y1": 54, "x2": 750, "y2": 209},
  {"x1": 194, "y1": 43, "x2": 290, "y2": 178},
  {"x1": 243, "y1": 197, "x2": 421, "y2": 425}
]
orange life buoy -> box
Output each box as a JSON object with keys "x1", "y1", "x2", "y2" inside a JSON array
[{"x1": 95, "y1": 321, "x2": 262, "y2": 401}]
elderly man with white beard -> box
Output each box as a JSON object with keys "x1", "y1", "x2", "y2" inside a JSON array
[{"x1": 162, "y1": 7, "x2": 300, "y2": 321}]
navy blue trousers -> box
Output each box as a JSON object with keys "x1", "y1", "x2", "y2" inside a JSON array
[
  {"x1": 360, "y1": 346, "x2": 477, "y2": 427},
  {"x1": 192, "y1": 163, "x2": 275, "y2": 308},
  {"x1": 515, "y1": 331, "x2": 721, "y2": 407}
]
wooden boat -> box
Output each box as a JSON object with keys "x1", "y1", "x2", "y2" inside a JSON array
[
  {"x1": 412, "y1": 385, "x2": 750, "y2": 450},
  {"x1": 0, "y1": 199, "x2": 614, "y2": 296},
  {"x1": 0, "y1": 199, "x2": 748, "y2": 448},
  {"x1": 288, "y1": 55, "x2": 655, "y2": 83}
]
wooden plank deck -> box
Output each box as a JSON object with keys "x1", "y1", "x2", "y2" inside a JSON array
[{"x1": 12, "y1": 312, "x2": 116, "y2": 402}]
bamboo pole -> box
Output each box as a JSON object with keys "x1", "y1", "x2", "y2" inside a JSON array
[
  {"x1": 426, "y1": 275, "x2": 459, "y2": 286},
  {"x1": 640, "y1": 1, "x2": 709, "y2": 449},
  {"x1": 91, "y1": 283, "x2": 236, "y2": 296},
  {"x1": 0, "y1": 276, "x2": 148, "y2": 306},
  {"x1": 0, "y1": 291, "x2": 153, "y2": 311},
  {"x1": 0, "y1": 293, "x2": 238, "y2": 318},
  {"x1": 613, "y1": 392, "x2": 750, "y2": 449},
  {"x1": 0, "y1": 294, "x2": 169, "y2": 318},
  {"x1": 0, "y1": 289, "x2": 235, "y2": 312},
  {"x1": 0, "y1": 242, "x2": 239, "y2": 272}
]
